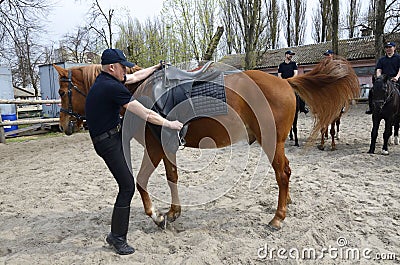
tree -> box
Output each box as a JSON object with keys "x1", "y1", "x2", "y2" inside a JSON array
[
  {"x1": 87, "y1": 0, "x2": 115, "y2": 49},
  {"x1": 346, "y1": 0, "x2": 361, "y2": 38},
  {"x1": 312, "y1": 0, "x2": 332, "y2": 43},
  {"x1": 59, "y1": 26, "x2": 100, "y2": 63},
  {"x1": 220, "y1": 0, "x2": 237, "y2": 54},
  {"x1": 284, "y1": 0, "x2": 293, "y2": 46},
  {"x1": 331, "y1": 0, "x2": 339, "y2": 54},
  {"x1": 374, "y1": 0, "x2": 386, "y2": 60},
  {"x1": 162, "y1": 0, "x2": 220, "y2": 63},
  {"x1": 116, "y1": 17, "x2": 166, "y2": 67},
  {"x1": 282, "y1": 0, "x2": 306, "y2": 47},
  {"x1": 264, "y1": 0, "x2": 280, "y2": 49},
  {"x1": 293, "y1": 0, "x2": 306, "y2": 46},
  {"x1": 228, "y1": 0, "x2": 268, "y2": 69},
  {"x1": 0, "y1": 0, "x2": 49, "y2": 96}
]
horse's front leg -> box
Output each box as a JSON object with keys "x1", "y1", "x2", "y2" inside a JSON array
[
  {"x1": 162, "y1": 155, "x2": 181, "y2": 223},
  {"x1": 368, "y1": 116, "x2": 380, "y2": 153},
  {"x1": 393, "y1": 117, "x2": 399, "y2": 145},
  {"x1": 136, "y1": 132, "x2": 168, "y2": 228},
  {"x1": 381, "y1": 118, "x2": 393, "y2": 155}
]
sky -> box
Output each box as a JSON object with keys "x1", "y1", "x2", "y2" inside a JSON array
[
  {"x1": 45, "y1": 0, "x2": 369, "y2": 46},
  {"x1": 46, "y1": 0, "x2": 164, "y2": 42}
]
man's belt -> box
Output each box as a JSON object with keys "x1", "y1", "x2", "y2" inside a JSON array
[{"x1": 91, "y1": 124, "x2": 121, "y2": 144}]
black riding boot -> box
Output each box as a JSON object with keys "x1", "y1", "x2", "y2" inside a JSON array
[
  {"x1": 365, "y1": 90, "x2": 374, "y2": 114},
  {"x1": 106, "y1": 206, "x2": 135, "y2": 255}
]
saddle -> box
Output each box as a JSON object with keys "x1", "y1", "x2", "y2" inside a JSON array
[{"x1": 144, "y1": 62, "x2": 228, "y2": 153}]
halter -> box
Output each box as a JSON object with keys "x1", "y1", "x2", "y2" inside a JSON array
[
  {"x1": 59, "y1": 70, "x2": 87, "y2": 121},
  {"x1": 373, "y1": 78, "x2": 397, "y2": 112}
]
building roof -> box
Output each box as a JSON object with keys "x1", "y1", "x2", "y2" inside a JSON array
[{"x1": 219, "y1": 33, "x2": 400, "y2": 69}]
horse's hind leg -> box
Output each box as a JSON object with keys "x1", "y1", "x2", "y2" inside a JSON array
[
  {"x1": 292, "y1": 111, "x2": 299, "y2": 146},
  {"x1": 330, "y1": 123, "x2": 336, "y2": 151},
  {"x1": 335, "y1": 118, "x2": 341, "y2": 140},
  {"x1": 162, "y1": 155, "x2": 182, "y2": 223},
  {"x1": 317, "y1": 129, "x2": 326, "y2": 150},
  {"x1": 269, "y1": 142, "x2": 291, "y2": 230}
]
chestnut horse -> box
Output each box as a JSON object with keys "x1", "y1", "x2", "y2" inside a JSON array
[{"x1": 54, "y1": 58, "x2": 359, "y2": 230}]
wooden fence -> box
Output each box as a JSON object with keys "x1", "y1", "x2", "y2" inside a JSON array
[{"x1": 0, "y1": 99, "x2": 61, "y2": 143}]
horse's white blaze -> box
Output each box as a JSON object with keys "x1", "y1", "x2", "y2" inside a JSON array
[{"x1": 381, "y1": 149, "x2": 389, "y2": 155}]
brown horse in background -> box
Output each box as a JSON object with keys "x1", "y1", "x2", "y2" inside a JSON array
[
  {"x1": 54, "y1": 58, "x2": 359, "y2": 230},
  {"x1": 317, "y1": 111, "x2": 343, "y2": 151}
]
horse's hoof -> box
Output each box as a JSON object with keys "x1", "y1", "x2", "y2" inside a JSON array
[
  {"x1": 331, "y1": 146, "x2": 337, "y2": 151},
  {"x1": 367, "y1": 149, "x2": 374, "y2": 154},
  {"x1": 394, "y1": 137, "x2": 399, "y2": 145},
  {"x1": 381, "y1": 149, "x2": 389, "y2": 155},
  {"x1": 317, "y1": 145, "x2": 324, "y2": 150},
  {"x1": 294, "y1": 143, "x2": 299, "y2": 147},
  {"x1": 157, "y1": 215, "x2": 168, "y2": 229},
  {"x1": 267, "y1": 222, "x2": 281, "y2": 232}
]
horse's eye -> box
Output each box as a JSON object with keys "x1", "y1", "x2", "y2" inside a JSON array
[{"x1": 59, "y1": 90, "x2": 66, "y2": 97}]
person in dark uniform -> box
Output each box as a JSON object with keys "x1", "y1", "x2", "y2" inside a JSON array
[
  {"x1": 366, "y1": 41, "x2": 400, "y2": 114},
  {"x1": 278, "y1": 50, "x2": 308, "y2": 114},
  {"x1": 85, "y1": 48, "x2": 183, "y2": 255}
]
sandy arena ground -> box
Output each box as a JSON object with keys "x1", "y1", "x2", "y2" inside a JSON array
[{"x1": 0, "y1": 103, "x2": 399, "y2": 265}]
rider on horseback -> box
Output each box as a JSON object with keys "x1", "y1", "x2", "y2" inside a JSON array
[{"x1": 366, "y1": 41, "x2": 400, "y2": 114}]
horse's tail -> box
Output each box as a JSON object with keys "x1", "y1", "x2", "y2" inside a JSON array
[{"x1": 287, "y1": 56, "x2": 359, "y2": 139}]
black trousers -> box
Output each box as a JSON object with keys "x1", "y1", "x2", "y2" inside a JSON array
[{"x1": 93, "y1": 132, "x2": 135, "y2": 207}]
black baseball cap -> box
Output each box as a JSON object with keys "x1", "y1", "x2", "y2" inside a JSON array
[
  {"x1": 101, "y1": 48, "x2": 135, "y2": 67},
  {"x1": 323, "y1": 49, "x2": 334, "y2": 56},
  {"x1": 384, "y1": 42, "x2": 396, "y2": 48},
  {"x1": 285, "y1": 50, "x2": 295, "y2": 55}
]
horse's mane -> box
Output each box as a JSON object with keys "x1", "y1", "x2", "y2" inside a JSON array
[
  {"x1": 71, "y1": 64, "x2": 143, "y2": 92},
  {"x1": 287, "y1": 56, "x2": 360, "y2": 139}
]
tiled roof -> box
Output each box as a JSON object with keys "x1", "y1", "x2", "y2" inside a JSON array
[{"x1": 219, "y1": 33, "x2": 400, "y2": 69}]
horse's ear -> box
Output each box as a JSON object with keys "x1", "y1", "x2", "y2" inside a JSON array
[{"x1": 53, "y1": 64, "x2": 67, "y2": 76}]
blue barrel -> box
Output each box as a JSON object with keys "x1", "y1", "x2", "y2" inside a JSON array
[{"x1": 1, "y1": 113, "x2": 18, "y2": 132}]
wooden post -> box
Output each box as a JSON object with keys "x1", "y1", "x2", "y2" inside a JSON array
[{"x1": 0, "y1": 112, "x2": 5, "y2": 144}]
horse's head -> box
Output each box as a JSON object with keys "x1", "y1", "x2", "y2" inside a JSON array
[
  {"x1": 371, "y1": 74, "x2": 394, "y2": 111},
  {"x1": 53, "y1": 64, "x2": 95, "y2": 135},
  {"x1": 54, "y1": 64, "x2": 144, "y2": 135}
]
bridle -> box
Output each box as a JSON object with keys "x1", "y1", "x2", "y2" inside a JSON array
[
  {"x1": 59, "y1": 69, "x2": 87, "y2": 121},
  {"x1": 373, "y1": 77, "x2": 396, "y2": 111}
]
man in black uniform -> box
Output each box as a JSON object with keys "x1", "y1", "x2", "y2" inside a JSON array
[
  {"x1": 366, "y1": 41, "x2": 400, "y2": 114},
  {"x1": 278, "y1": 50, "x2": 308, "y2": 113},
  {"x1": 85, "y1": 48, "x2": 183, "y2": 255}
]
